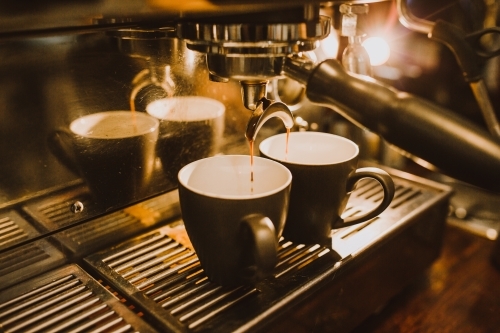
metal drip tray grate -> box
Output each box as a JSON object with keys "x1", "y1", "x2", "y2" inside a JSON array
[
  {"x1": 0, "y1": 239, "x2": 66, "y2": 292},
  {"x1": 27, "y1": 190, "x2": 180, "y2": 256},
  {"x1": 0, "y1": 211, "x2": 40, "y2": 250},
  {"x1": 0, "y1": 264, "x2": 156, "y2": 333},
  {"x1": 86, "y1": 225, "x2": 334, "y2": 331},
  {"x1": 85, "y1": 170, "x2": 453, "y2": 332},
  {"x1": 22, "y1": 185, "x2": 96, "y2": 231}
]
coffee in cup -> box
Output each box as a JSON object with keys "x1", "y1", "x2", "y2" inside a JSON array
[
  {"x1": 178, "y1": 155, "x2": 292, "y2": 286},
  {"x1": 49, "y1": 111, "x2": 159, "y2": 206},
  {"x1": 147, "y1": 96, "x2": 225, "y2": 183},
  {"x1": 260, "y1": 131, "x2": 395, "y2": 246}
]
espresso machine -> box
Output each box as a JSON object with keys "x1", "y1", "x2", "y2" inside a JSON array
[{"x1": 0, "y1": 0, "x2": 499, "y2": 332}]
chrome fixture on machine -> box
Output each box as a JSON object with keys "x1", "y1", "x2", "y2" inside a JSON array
[
  {"x1": 339, "y1": 3, "x2": 372, "y2": 76},
  {"x1": 173, "y1": 5, "x2": 330, "y2": 139},
  {"x1": 103, "y1": 26, "x2": 182, "y2": 111},
  {"x1": 176, "y1": 5, "x2": 331, "y2": 111}
]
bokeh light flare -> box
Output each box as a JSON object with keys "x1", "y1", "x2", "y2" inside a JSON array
[{"x1": 362, "y1": 36, "x2": 391, "y2": 66}]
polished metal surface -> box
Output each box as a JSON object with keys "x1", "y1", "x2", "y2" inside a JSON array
[
  {"x1": 177, "y1": 12, "x2": 331, "y2": 110},
  {"x1": 240, "y1": 81, "x2": 268, "y2": 111},
  {"x1": 178, "y1": 18, "x2": 330, "y2": 53},
  {"x1": 177, "y1": 16, "x2": 331, "y2": 80}
]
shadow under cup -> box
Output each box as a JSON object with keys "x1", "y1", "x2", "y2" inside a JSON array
[
  {"x1": 147, "y1": 96, "x2": 225, "y2": 183},
  {"x1": 260, "y1": 131, "x2": 395, "y2": 246},
  {"x1": 178, "y1": 155, "x2": 292, "y2": 286}
]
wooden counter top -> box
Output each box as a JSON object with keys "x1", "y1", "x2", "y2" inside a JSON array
[{"x1": 352, "y1": 224, "x2": 500, "y2": 333}]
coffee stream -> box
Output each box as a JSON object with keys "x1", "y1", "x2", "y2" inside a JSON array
[
  {"x1": 285, "y1": 127, "x2": 290, "y2": 161},
  {"x1": 249, "y1": 140, "x2": 254, "y2": 194},
  {"x1": 248, "y1": 127, "x2": 291, "y2": 193},
  {"x1": 130, "y1": 96, "x2": 138, "y2": 134},
  {"x1": 249, "y1": 140, "x2": 254, "y2": 182}
]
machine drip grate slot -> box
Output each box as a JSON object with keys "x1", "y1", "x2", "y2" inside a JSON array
[
  {"x1": 340, "y1": 217, "x2": 380, "y2": 240},
  {"x1": 21, "y1": 185, "x2": 99, "y2": 233},
  {"x1": 342, "y1": 207, "x2": 363, "y2": 219},
  {"x1": 390, "y1": 186, "x2": 423, "y2": 208},
  {"x1": 0, "y1": 210, "x2": 41, "y2": 250},
  {"x1": 0, "y1": 216, "x2": 29, "y2": 248},
  {"x1": 275, "y1": 242, "x2": 331, "y2": 278},
  {"x1": 346, "y1": 182, "x2": 424, "y2": 215},
  {"x1": 360, "y1": 184, "x2": 384, "y2": 200},
  {"x1": 0, "y1": 238, "x2": 66, "y2": 292},
  {"x1": 0, "y1": 265, "x2": 155, "y2": 333},
  {"x1": 0, "y1": 243, "x2": 49, "y2": 273},
  {"x1": 38, "y1": 196, "x2": 93, "y2": 228},
  {"x1": 105, "y1": 236, "x2": 175, "y2": 270},
  {"x1": 352, "y1": 178, "x2": 381, "y2": 196},
  {"x1": 69, "y1": 214, "x2": 137, "y2": 241},
  {"x1": 61, "y1": 211, "x2": 140, "y2": 248}
]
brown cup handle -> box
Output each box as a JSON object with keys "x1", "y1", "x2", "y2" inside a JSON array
[
  {"x1": 239, "y1": 214, "x2": 278, "y2": 283},
  {"x1": 47, "y1": 128, "x2": 79, "y2": 175},
  {"x1": 331, "y1": 167, "x2": 395, "y2": 229}
]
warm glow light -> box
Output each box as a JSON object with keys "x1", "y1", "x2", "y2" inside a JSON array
[
  {"x1": 318, "y1": 32, "x2": 340, "y2": 60},
  {"x1": 362, "y1": 37, "x2": 391, "y2": 66}
]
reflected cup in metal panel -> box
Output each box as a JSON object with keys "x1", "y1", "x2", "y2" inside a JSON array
[
  {"x1": 260, "y1": 131, "x2": 395, "y2": 246},
  {"x1": 178, "y1": 155, "x2": 292, "y2": 286},
  {"x1": 147, "y1": 96, "x2": 225, "y2": 183},
  {"x1": 48, "y1": 111, "x2": 159, "y2": 206}
]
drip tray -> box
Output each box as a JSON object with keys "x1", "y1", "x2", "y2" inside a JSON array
[
  {"x1": 0, "y1": 264, "x2": 157, "y2": 333},
  {"x1": 85, "y1": 223, "x2": 339, "y2": 332},
  {"x1": 85, "y1": 168, "x2": 453, "y2": 333}
]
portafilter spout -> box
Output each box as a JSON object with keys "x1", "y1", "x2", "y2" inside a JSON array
[
  {"x1": 284, "y1": 55, "x2": 500, "y2": 193},
  {"x1": 245, "y1": 97, "x2": 294, "y2": 142}
]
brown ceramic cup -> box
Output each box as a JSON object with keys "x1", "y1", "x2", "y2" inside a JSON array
[
  {"x1": 260, "y1": 131, "x2": 395, "y2": 246},
  {"x1": 178, "y1": 155, "x2": 292, "y2": 286}
]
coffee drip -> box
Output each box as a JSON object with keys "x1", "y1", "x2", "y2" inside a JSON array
[{"x1": 245, "y1": 97, "x2": 294, "y2": 185}]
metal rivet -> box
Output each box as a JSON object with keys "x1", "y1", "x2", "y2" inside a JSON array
[
  {"x1": 70, "y1": 201, "x2": 84, "y2": 213},
  {"x1": 454, "y1": 207, "x2": 467, "y2": 219}
]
